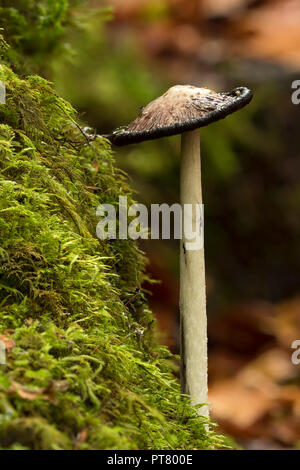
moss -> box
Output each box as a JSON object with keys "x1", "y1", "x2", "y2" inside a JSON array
[
  {"x1": 0, "y1": 0, "x2": 69, "y2": 74},
  {"x1": 0, "y1": 417, "x2": 73, "y2": 450},
  {"x1": 0, "y1": 24, "x2": 230, "y2": 450}
]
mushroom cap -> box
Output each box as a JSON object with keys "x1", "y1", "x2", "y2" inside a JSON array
[{"x1": 108, "y1": 85, "x2": 253, "y2": 146}]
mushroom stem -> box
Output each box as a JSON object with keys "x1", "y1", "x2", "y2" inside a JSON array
[{"x1": 180, "y1": 129, "x2": 208, "y2": 417}]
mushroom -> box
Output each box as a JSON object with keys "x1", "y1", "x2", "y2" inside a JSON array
[{"x1": 108, "y1": 85, "x2": 253, "y2": 416}]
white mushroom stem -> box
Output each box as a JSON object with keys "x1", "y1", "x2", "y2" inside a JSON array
[{"x1": 180, "y1": 129, "x2": 208, "y2": 417}]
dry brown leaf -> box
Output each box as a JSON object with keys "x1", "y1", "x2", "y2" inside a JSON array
[
  {"x1": 279, "y1": 385, "x2": 300, "y2": 417},
  {"x1": 239, "y1": 348, "x2": 297, "y2": 383},
  {"x1": 4, "y1": 329, "x2": 14, "y2": 335},
  {"x1": 271, "y1": 419, "x2": 300, "y2": 445},
  {"x1": 92, "y1": 158, "x2": 99, "y2": 173},
  {"x1": 0, "y1": 334, "x2": 15, "y2": 352},
  {"x1": 202, "y1": 0, "x2": 249, "y2": 19},
  {"x1": 209, "y1": 379, "x2": 277, "y2": 428},
  {"x1": 110, "y1": 0, "x2": 150, "y2": 18},
  {"x1": 55, "y1": 331, "x2": 65, "y2": 339},
  {"x1": 232, "y1": 0, "x2": 300, "y2": 68},
  {"x1": 85, "y1": 186, "x2": 101, "y2": 192},
  {"x1": 76, "y1": 428, "x2": 88, "y2": 443},
  {"x1": 8, "y1": 381, "x2": 46, "y2": 401},
  {"x1": 8, "y1": 379, "x2": 69, "y2": 404}
]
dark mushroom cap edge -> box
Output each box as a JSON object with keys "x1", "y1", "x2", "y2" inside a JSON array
[{"x1": 107, "y1": 86, "x2": 253, "y2": 147}]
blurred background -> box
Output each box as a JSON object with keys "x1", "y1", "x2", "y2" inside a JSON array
[{"x1": 27, "y1": 0, "x2": 300, "y2": 449}]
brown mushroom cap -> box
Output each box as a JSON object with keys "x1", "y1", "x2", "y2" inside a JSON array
[{"x1": 108, "y1": 85, "x2": 253, "y2": 146}]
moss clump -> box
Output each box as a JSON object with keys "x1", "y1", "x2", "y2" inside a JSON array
[
  {"x1": 0, "y1": 0, "x2": 69, "y2": 73},
  {"x1": 0, "y1": 417, "x2": 73, "y2": 450},
  {"x1": 0, "y1": 51, "x2": 229, "y2": 450}
]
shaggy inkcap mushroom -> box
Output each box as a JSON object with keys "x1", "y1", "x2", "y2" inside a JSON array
[
  {"x1": 108, "y1": 84, "x2": 253, "y2": 418},
  {"x1": 108, "y1": 85, "x2": 252, "y2": 145}
]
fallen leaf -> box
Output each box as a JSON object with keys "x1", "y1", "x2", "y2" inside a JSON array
[
  {"x1": 77, "y1": 428, "x2": 88, "y2": 443},
  {"x1": 0, "y1": 334, "x2": 15, "y2": 352},
  {"x1": 8, "y1": 381, "x2": 45, "y2": 401},
  {"x1": 240, "y1": 348, "x2": 297, "y2": 383},
  {"x1": 85, "y1": 186, "x2": 101, "y2": 191},
  {"x1": 8, "y1": 379, "x2": 69, "y2": 404},
  {"x1": 4, "y1": 329, "x2": 14, "y2": 335},
  {"x1": 210, "y1": 379, "x2": 277, "y2": 428},
  {"x1": 92, "y1": 159, "x2": 99, "y2": 173},
  {"x1": 55, "y1": 331, "x2": 65, "y2": 339}
]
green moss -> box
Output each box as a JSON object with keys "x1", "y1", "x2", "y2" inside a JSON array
[
  {"x1": 0, "y1": 417, "x2": 73, "y2": 450},
  {"x1": 0, "y1": 0, "x2": 69, "y2": 72}
]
